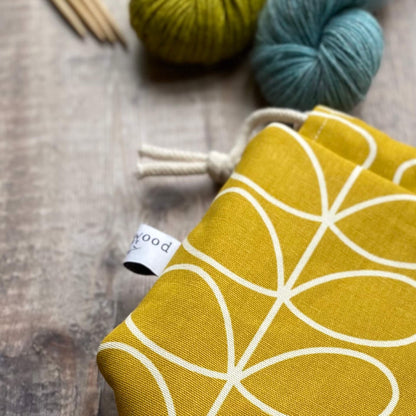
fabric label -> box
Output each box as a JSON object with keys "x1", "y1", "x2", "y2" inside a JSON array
[{"x1": 124, "y1": 224, "x2": 181, "y2": 276}]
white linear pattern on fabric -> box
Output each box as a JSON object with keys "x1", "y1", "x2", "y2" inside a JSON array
[
  {"x1": 102, "y1": 111, "x2": 414, "y2": 415},
  {"x1": 182, "y1": 238, "x2": 278, "y2": 297},
  {"x1": 267, "y1": 122, "x2": 330, "y2": 215},
  {"x1": 125, "y1": 314, "x2": 228, "y2": 380},
  {"x1": 330, "y1": 224, "x2": 416, "y2": 270},
  {"x1": 214, "y1": 187, "x2": 285, "y2": 290},
  {"x1": 231, "y1": 173, "x2": 323, "y2": 222},
  {"x1": 393, "y1": 159, "x2": 416, "y2": 185},
  {"x1": 99, "y1": 342, "x2": 176, "y2": 416},
  {"x1": 335, "y1": 194, "x2": 416, "y2": 221},
  {"x1": 311, "y1": 110, "x2": 378, "y2": 169},
  {"x1": 238, "y1": 348, "x2": 399, "y2": 416}
]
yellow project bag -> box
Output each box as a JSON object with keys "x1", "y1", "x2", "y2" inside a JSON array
[{"x1": 97, "y1": 106, "x2": 416, "y2": 415}]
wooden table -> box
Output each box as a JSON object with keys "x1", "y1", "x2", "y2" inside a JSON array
[{"x1": 0, "y1": 1, "x2": 415, "y2": 415}]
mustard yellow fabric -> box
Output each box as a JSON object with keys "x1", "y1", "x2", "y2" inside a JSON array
[{"x1": 97, "y1": 106, "x2": 416, "y2": 415}]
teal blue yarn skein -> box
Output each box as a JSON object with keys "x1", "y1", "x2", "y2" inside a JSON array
[{"x1": 252, "y1": 0, "x2": 384, "y2": 111}]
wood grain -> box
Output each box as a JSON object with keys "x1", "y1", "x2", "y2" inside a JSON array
[{"x1": 0, "y1": 1, "x2": 415, "y2": 415}]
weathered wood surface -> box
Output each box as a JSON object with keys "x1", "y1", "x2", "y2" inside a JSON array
[{"x1": 0, "y1": 1, "x2": 415, "y2": 415}]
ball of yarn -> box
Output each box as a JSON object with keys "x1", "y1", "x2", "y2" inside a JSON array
[
  {"x1": 251, "y1": 0, "x2": 384, "y2": 111},
  {"x1": 130, "y1": 0, "x2": 266, "y2": 65}
]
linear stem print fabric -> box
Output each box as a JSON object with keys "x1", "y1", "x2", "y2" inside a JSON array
[{"x1": 97, "y1": 106, "x2": 416, "y2": 415}]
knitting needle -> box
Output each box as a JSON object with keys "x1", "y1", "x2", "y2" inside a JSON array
[
  {"x1": 67, "y1": 0, "x2": 106, "y2": 42},
  {"x1": 49, "y1": 0, "x2": 87, "y2": 38},
  {"x1": 78, "y1": 0, "x2": 116, "y2": 43},
  {"x1": 90, "y1": 0, "x2": 128, "y2": 48}
]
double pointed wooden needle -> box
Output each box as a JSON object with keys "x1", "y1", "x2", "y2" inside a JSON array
[
  {"x1": 48, "y1": 0, "x2": 127, "y2": 47},
  {"x1": 49, "y1": 0, "x2": 87, "y2": 38},
  {"x1": 90, "y1": 0, "x2": 128, "y2": 48},
  {"x1": 66, "y1": 0, "x2": 106, "y2": 41}
]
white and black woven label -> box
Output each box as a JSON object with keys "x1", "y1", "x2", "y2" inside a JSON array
[{"x1": 124, "y1": 224, "x2": 181, "y2": 276}]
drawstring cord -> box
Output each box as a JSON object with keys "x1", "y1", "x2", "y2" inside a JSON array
[{"x1": 137, "y1": 108, "x2": 308, "y2": 184}]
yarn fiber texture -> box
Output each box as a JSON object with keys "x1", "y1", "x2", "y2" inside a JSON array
[
  {"x1": 252, "y1": 0, "x2": 384, "y2": 111},
  {"x1": 130, "y1": 0, "x2": 266, "y2": 65}
]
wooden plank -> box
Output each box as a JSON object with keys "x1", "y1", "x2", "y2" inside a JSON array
[{"x1": 0, "y1": 0, "x2": 415, "y2": 415}]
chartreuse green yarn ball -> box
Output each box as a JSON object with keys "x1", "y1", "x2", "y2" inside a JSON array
[
  {"x1": 130, "y1": 0, "x2": 266, "y2": 65},
  {"x1": 252, "y1": 0, "x2": 384, "y2": 111}
]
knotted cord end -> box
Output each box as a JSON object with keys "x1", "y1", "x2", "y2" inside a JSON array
[
  {"x1": 206, "y1": 151, "x2": 234, "y2": 184},
  {"x1": 136, "y1": 107, "x2": 306, "y2": 183}
]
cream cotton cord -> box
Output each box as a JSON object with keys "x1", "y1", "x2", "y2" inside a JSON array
[{"x1": 137, "y1": 108, "x2": 308, "y2": 184}]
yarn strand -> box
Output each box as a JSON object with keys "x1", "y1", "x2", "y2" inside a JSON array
[{"x1": 137, "y1": 108, "x2": 307, "y2": 184}]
